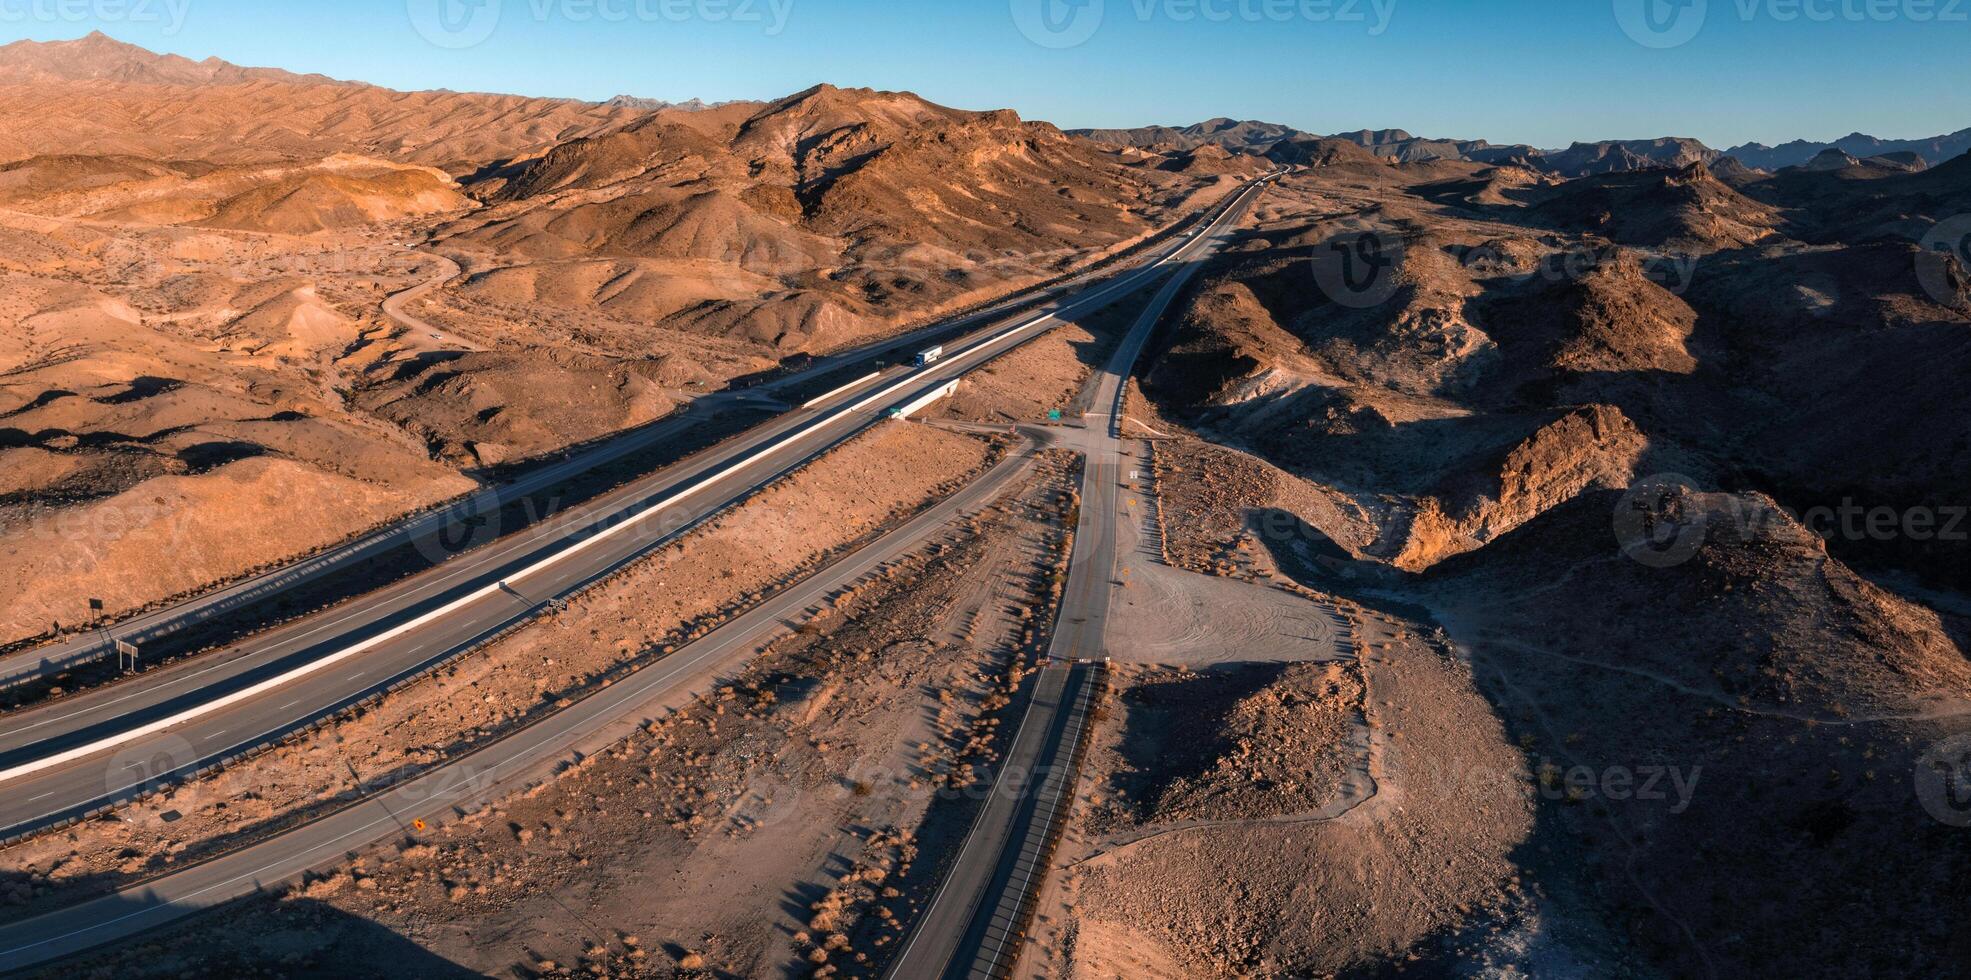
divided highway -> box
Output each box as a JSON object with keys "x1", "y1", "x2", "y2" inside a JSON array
[
  {"x1": 0, "y1": 173, "x2": 1279, "y2": 850},
  {"x1": 0, "y1": 209, "x2": 1203, "y2": 692},
  {"x1": 883, "y1": 170, "x2": 1277, "y2": 979},
  {"x1": 0, "y1": 173, "x2": 1275, "y2": 971},
  {"x1": 0, "y1": 438, "x2": 1047, "y2": 973}
]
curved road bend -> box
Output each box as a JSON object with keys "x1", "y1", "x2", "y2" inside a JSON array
[
  {"x1": 0, "y1": 178, "x2": 1256, "y2": 692},
  {"x1": 380, "y1": 251, "x2": 486, "y2": 354},
  {"x1": 882, "y1": 170, "x2": 1278, "y2": 980},
  {"x1": 0, "y1": 439, "x2": 1046, "y2": 974},
  {"x1": 0, "y1": 175, "x2": 1279, "y2": 845}
]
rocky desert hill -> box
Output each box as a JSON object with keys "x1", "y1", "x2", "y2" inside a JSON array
[
  {"x1": 1076, "y1": 116, "x2": 1971, "y2": 183},
  {"x1": 431, "y1": 83, "x2": 1243, "y2": 353},
  {"x1": 1421, "y1": 486, "x2": 1971, "y2": 978},
  {"x1": 1070, "y1": 116, "x2": 1303, "y2": 151},
  {"x1": 1735, "y1": 148, "x2": 1971, "y2": 243},
  {"x1": 0, "y1": 33, "x2": 648, "y2": 173},
  {"x1": 0, "y1": 34, "x2": 1238, "y2": 646},
  {"x1": 1121, "y1": 135, "x2": 1971, "y2": 975},
  {"x1": 0, "y1": 153, "x2": 470, "y2": 233},
  {"x1": 1513, "y1": 161, "x2": 1783, "y2": 251},
  {"x1": 1077, "y1": 120, "x2": 1731, "y2": 176}
]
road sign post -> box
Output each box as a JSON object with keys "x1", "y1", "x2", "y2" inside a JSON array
[{"x1": 114, "y1": 639, "x2": 139, "y2": 674}]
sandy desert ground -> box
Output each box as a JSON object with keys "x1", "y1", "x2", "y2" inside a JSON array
[{"x1": 1, "y1": 29, "x2": 1969, "y2": 980}]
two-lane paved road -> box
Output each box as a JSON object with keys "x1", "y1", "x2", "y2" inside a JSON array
[{"x1": 881, "y1": 169, "x2": 1280, "y2": 979}]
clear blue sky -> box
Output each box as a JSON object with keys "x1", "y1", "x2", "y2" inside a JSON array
[{"x1": 5, "y1": 0, "x2": 1967, "y2": 149}]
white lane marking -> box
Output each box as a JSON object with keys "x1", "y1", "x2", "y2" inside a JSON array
[
  {"x1": 800, "y1": 371, "x2": 885, "y2": 410},
  {"x1": 868, "y1": 176, "x2": 1278, "y2": 974}
]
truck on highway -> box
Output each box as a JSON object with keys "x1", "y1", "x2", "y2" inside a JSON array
[{"x1": 915, "y1": 345, "x2": 944, "y2": 367}]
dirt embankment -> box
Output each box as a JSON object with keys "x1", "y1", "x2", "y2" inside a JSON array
[
  {"x1": 1149, "y1": 437, "x2": 1376, "y2": 576},
  {"x1": 354, "y1": 348, "x2": 680, "y2": 468},
  {"x1": 0, "y1": 456, "x2": 466, "y2": 644},
  {"x1": 1087, "y1": 661, "x2": 1365, "y2": 829},
  {"x1": 0, "y1": 422, "x2": 996, "y2": 923}
]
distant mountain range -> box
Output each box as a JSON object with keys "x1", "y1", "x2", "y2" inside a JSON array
[
  {"x1": 1069, "y1": 119, "x2": 1971, "y2": 176},
  {"x1": 601, "y1": 95, "x2": 729, "y2": 112},
  {"x1": 1724, "y1": 130, "x2": 1971, "y2": 171}
]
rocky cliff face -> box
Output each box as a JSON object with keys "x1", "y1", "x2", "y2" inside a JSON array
[{"x1": 1394, "y1": 404, "x2": 1646, "y2": 569}]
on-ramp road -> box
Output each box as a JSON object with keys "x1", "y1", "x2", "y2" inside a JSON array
[{"x1": 881, "y1": 170, "x2": 1278, "y2": 979}]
